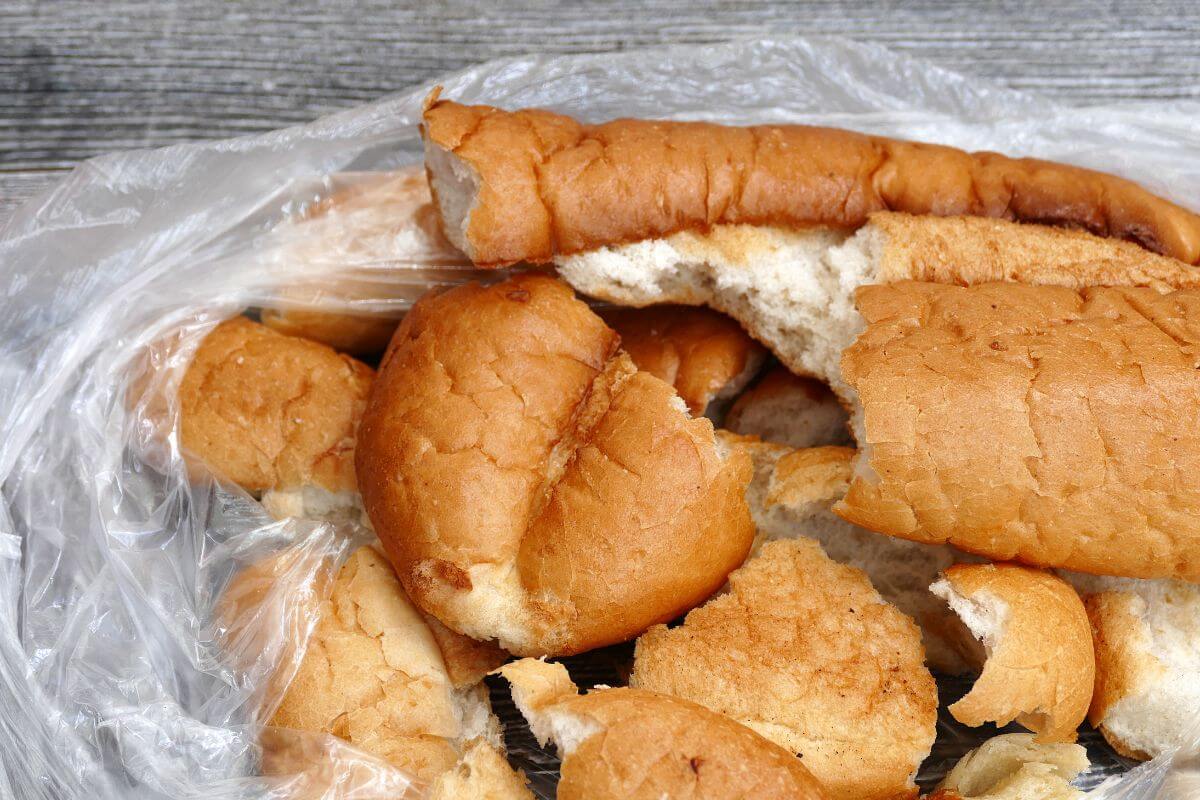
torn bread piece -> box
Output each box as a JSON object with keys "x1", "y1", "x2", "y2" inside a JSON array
[
  {"x1": 498, "y1": 658, "x2": 828, "y2": 800},
  {"x1": 232, "y1": 545, "x2": 528, "y2": 794},
  {"x1": 930, "y1": 564, "x2": 1094, "y2": 743},
  {"x1": 599, "y1": 305, "x2": 766, "y2": 417},
  {"x1": 725, "y1": 365, "x2": 851, "y2": 448},
  {"x1": 554, "y1": 215, "x2": 1200, "y2": 404},
  {"x1": 839, "y1": 282, "x2": 1200, "y2": 581},
  {"x1": 422, "y1": 98, "x2": 1200, "y2": 266},
  {"x1": 179, "y1": 317, "x2": 373, "y2": 524},
  {"x1": 929, "y1": 733, "x2": 1088, "y2": 800},
  {"x1": 630, "y1": 538, "x2": 937, "y2": 800},
  {"x1": 1065, "y1": 575, "x2": 1200, "y2": 760},
  {"x1": 260, "y1": 164, "x2": 470, "y2": 355},
  {"x1": 356, "y1": 274, "x2": 754, "y2": 656},
  {"x1": 718, "y1": 431, "x2": 975, "y2": 674}
]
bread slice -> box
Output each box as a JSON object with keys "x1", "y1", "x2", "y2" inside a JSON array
[
  {"x1": 1064, "y1": 575, "x2": 1200, "y2": 760},
  {"x1": 421, "y1": 97, "x2": 1200, "y2": 266},
  {"x1": 498, "y1": 658, "x2": 828, "y2": 800},
  {"x1": 928, "y1": 733, "x2": 1088, "y2": 800},
  {"x1": 718, "y1": 431, "x2": 976, "y2": 674},
  {"x1": 725, "y1": 365, "x2": 851, "y2": 448},
  {"x1": 599, "y1": 304, "x2": 766, "y2": 417},
  {"x1": 259, "y1": 165, "x2": 468, "y2": 355},
  {"x1": 630, "y1": 538, "x2": 937, "y2": 800},
  {"x1": 930, "y1": 564, "x2": 1094, "y2": 743},
  {"x1": 229, "y1": 545, "x2": 527, "y2": 793}
]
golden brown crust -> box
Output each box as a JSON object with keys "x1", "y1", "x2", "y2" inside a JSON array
[
  {"x1": 267, "y1": 546, "x2": 465, "y2": 783},
  {"x1": 630, "y1": 538, "x2": 936, "y2": 800},
  {"x1": 870, "y1": 211, "x2": 1200, "y2": 291},
  {"x1": 356, "y1": 274, "x2": 754, "y2": 655},
  {"x1": 936, "y1": 564, "x2": 1094, "y2": 743},
  {"x1": 498, "y1": 659, "x2": 829, "y2": 800},
  {"x1": 422, "y1": 613, "x2": 510, "y2": 689},
  {"x1": 1084, "y1": 591, "x2": 1158, "y2": 760},
  {"x1": 179, "y1": 317, "x2": 374, "y2": 495},
  {"x1": 422, "y1": 99, "x2": 1200, "y2": 266},
  {"x1": 600, "y1": 305, "x2": 765, "y2": 415},
  {"x1": 837, "y1": 281, "x2": 1200, "y2": 580}
]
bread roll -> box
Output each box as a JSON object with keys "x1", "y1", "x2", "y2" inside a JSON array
[
  {"x1": 725, "y1": 365, "x2": 851, "y2": 447},
  {"x1": 631, "y1": 538, "x2": 937, "y2": 800},
  {"x1": 498, "y1": 658, "x2": 828, "y2": 800},
  {"x1": 260, "y1": 165, "x2": 467, "y2": 355},
  {"x1": 928, "y1": 733, "x2": 1088, "y2": 800},
  {"x1": 356, "y1": 273, "x2": 754, "y2": 656},
  {"x1": 234, "y1": 545, "x2": 527, "y2": 795},
  {"x1": 718, "y1": 431, "x2": 976, "y2": 674},
  {"x1": 179, "y1": 317, "x2": 373, "y2": 522},
  {"x1": 839, "y1": 282, "x2": 1200, "y2": 580},
  {"x1": 599, "y1": 305, "x2": 766, "y2": 416},
  {"x1": 422, "y1": 97, "x2": 1200, "y2": 266},
  {"x1": 1072, "y1": 576, "x2": 1200, "y2": 760},
  {"x1": 930, "y1": 564, "x2": 1094, "y2": 743}
]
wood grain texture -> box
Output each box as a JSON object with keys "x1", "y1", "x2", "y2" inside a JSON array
[{"x1": 3, "y1": 0, "x2": 1200, "y2": 225}]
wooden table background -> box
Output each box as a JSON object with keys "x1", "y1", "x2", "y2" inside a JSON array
[{"x1": 4, "y1": 0, "x2": 1200, "y2": 225}]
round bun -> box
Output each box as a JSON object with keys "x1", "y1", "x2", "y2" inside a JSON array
[
  {"x1": 251, "y1": 545, "x2": 518, "y2": 787},
  {"x1": 631, "y1": 538, "x2": 937, "y2": 800},
  {"x1": 599, "y1": 304, "x2": 765, "y2": 415},
  {"x1": 931, "y1": 564, "x2": 1095, "y2": 743},
  {"x1": 356, "y1": 273, "x2": 754, "y2": 656},
  {"x1": 179, "y1": 317, "x2": 374, "y2": 495},
  {"x1": 499, "y1": 658, "x2": 828, "y2": 800}
]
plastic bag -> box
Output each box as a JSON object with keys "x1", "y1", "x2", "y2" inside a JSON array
[{"x1": 2, "y1": 36, "x2": 1199, "y2": 799}]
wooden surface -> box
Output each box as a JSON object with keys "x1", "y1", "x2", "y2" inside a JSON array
[{"x1": 4, "y1": 0, "x2": 1200, "y2": 226}]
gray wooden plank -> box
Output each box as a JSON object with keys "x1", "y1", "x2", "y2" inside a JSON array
[
  {"x1": 0, "y1": 170, "x2": 64, "y2": 228},
  {"x1": 3, "y1": 0, "x2": 1200, "y2": 226}
]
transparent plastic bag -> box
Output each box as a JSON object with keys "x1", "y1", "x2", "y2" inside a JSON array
[{"x1": 2, "y1": 36, "x2": 1199, "y2": 799}]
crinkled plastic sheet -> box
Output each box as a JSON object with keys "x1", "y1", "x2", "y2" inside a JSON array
[{"x1": 2, "y1": 36, "x2": 1200, "y2": 800}]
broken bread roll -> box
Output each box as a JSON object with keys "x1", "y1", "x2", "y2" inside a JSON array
[
  {"x1": 599, "y1": 305, "x2": 766, "y2": 417},
  {"x1": 718, "y1": 432, "x2": 976, "y2": 674},
  {"x1": 356, "y1": 273, "x2": 754, "y2": 657},
  {"x1": 226, "y1": 545, "x2": 528, "y2": 795},
  {"x1": 630, "y1": 538, "x2": 937, "y2": 800},
  {"x1": 725, "y1": 365, "x2": 851, "y2": 448},
  {"x1": 179, "y1": 316, "x2": 373, "y2": 523},
  {"x1": 421, "y1": 98, "x2": 1200, "y2": 266},
  {"x1": 930, "y1": 564, "x2": 1094, "y2": 743},
  {"x1": 498, "y1": 658, "x2": 829, "y2": 800},
  {"x1": 840, "y1": 282, "x2": 1200, "y2": 581},
  {"x1": 1076, "y1": 577, "x2": 1200, "y2": 760},
  {"x1": 260, "y1": 165, "x2": 469, "y2": 355},
  {"x1": 929, "y1": 733, "x2": 1088, "y2": 800}
]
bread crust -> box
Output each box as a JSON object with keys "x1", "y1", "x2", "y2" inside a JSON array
[
  {"x1": 630, "y1": 538, "x2": 936, "y2": 800},
  {"x1": 838, "y1": 281, "x2": 1200, "y2": 580},
  {"x1": 422, "y1": 99, "x2": 1200, "y2": 266},
  {"x1": 356, "y1": 274, "x2": 754, "y2": 656},
  {"x1": 933, "y1": 564, "x2": 1095, "y2": 743},
  {"x1": 600, "y1": 305, "x2": 765, "y2": 415},
  {"x1": 498, "y1": 659, "x2": 829, "y2": 800},
  {"x1": 179, "y1": 317, "x2": 374, "y2": 494}
]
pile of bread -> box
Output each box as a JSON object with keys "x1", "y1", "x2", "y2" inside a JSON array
[{"x1": 175, "y1": 93, "x2": 1200, "y2": 799}]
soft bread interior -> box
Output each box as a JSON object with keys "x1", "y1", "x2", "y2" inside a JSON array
[
  {"x1": 556, "y1": 225, "x2": 871, "y2": 395},
  {"x1": 498, "y1": 659, "x2": 601, "y2": 757},
  {"x1": 929, "y1": 579, "x2": 1004, "y2": 666},
  {"x1": 423, "y1": 140, "x2": 478, "y2": 258},
  {"x1": 934, "y1": 733, "x2": 1087, "y2": 800},
  {"x1": 1068, "y1": 575, "x2": 1200, "y2": 759}
]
